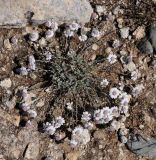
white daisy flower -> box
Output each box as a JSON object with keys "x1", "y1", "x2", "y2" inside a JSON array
[
  {"x1": 119, "y1": 105, "x2": 129, "y2": 114},
  {"x1": 94, "y1": 109, "x2": 103, "y2": 121},
  {"x1": 100, "y1": 79, "x2": 109, "y2": 87},
  {"x1": 69, "y1": 22, "x2": 80, "y2": 31},
  {"x1": 107, "y1": 53, "x2": 117, "y2": 64},
  {"x1": 72, "y1": 126, "x2": 83, "y2": 135},
  {"x1": 64, "y1": 29, "x2": 74, "y2": 37},
  {"x1": 54, "y1": 116, "x2": 65, "y2": 129},
  {"x1": 132, "y1": 84, "x2": 144, "y2": 97},
  {"x1": 45, "y1": 30, "x2": 54, "y2": 39},
  {"x1": 79, "y1": 34, "x2": 87, "y2": 41},
  {"x1": 101, "y1": 107, "x2": 110, "y2": 116},
  {"x1": 110, "y1": 106, "x2": 119, "y2": 117},
  {"x1": 109, "y1": 87, "x2": 120, "y2": 99},
  {"x1": 120, "y1": 97, "x2": 130, "y2": 106},
  {"x1": 43, "y1": 122, "x2": 56, "y2": 135}
]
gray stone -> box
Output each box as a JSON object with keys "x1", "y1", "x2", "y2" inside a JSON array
[
  {"x1": 150, "y1": 24, "x2": 156, "y2": 51},
  {"x1": 138, "y1": 39, "x2": 153, "y2": 54},
  {"x1": 0, "y1": 0, "x2": 93, "y2": 27},
  {"x1": 127, "y1": 135, "x2": 156, "y2": 157}
]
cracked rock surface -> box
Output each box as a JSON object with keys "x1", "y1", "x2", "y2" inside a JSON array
[{"x1": 0, "y1": 0, "x2": 93, "y2": 27}]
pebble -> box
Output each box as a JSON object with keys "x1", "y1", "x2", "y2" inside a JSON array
[
  {"x1": 0, "y1": 78, "x2": 12, "y2": 88},
  {"x1": 3, "y1": 39, "x2": 12, "y2": 50},
  {"x1": 120, "y1": 27, "x2": 129, "y2": 39},
  {"x1": 92, "y1": 44, "x2": 99, "y2": 51},
  {"x1": 117, "y1": 18, "x2": 124, "y2": 28},
  {"x1": 133, "y1": 26, "x2": 145, "y2": 40},
  {"x1": 105, "y1": 47, "x2": 112, "y2": 54},
  {"x1": 150, "y1": 24, "x2": 156, "y2": 51},
  {"x1": 138, "y1": 39, "x2": 153, "y2": 54}
]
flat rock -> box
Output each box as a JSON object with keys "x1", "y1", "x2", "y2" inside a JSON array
[
  {"x1": 127, "y1": 135, "x2": 156, "y2": 157},
  {"x1": 0, "y1": 0, "x2": 93, "y2": 27}
]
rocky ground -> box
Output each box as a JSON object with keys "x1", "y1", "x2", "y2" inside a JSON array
[{"x1": 0, "y1": 0, "x2": 156, "y2": 160}]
